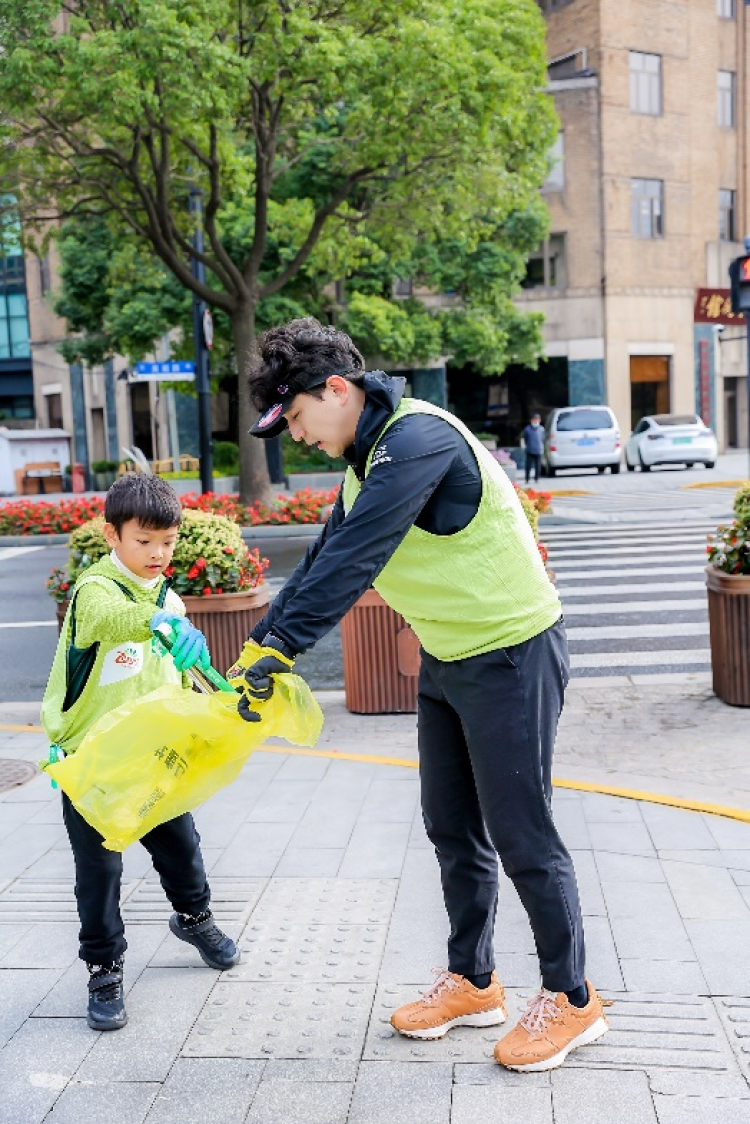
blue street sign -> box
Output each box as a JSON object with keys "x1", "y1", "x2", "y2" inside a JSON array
[{"x1": 134, "y1": 361, "x2": 195, "y2": 381}]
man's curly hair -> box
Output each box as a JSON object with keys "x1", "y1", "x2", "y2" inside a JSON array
[{"x1": 249, "y1": 318, "x2": 365, "y2": 412}]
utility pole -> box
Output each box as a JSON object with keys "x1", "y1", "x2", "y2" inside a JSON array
[{"x1": 189, "y1": 184, "x2": 214, "y2": 495}]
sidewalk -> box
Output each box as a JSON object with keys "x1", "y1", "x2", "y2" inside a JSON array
[{"x1": 1, "y1": 679, "x2": 750, "y2": 1123}]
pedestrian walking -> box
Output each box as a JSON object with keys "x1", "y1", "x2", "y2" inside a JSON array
[
  {"x1": 42, "y1": 475, "x2": 240, "y2": 1032},
  {"x1": 234, "y1": 318, "x2": 608, "y2": 1072},
  {"x1": 522, "y1": 412, "x2": 545, "y2": 483}
]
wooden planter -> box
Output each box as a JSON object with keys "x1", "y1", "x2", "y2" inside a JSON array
[
  {"x1": 706, "y1": 566, "x2": 750, "y2": 706},
  {"x1": 340, "y1": 588, "x2": 420, "y2": 714},
  {"x1": 55, "y1": 584, "x2": 271, "y2": 679}
]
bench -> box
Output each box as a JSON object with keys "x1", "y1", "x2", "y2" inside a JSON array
[{"x1": 15, "y1": 461, "x2": 63, "y2": 495}]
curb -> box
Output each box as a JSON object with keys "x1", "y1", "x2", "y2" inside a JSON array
[{"x1": 0, "y1": 524, "x2": 324, "y2": 548}]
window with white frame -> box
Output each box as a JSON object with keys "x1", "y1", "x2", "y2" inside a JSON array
[
  {"x1": 630, "y1": 52, "x2": 662, "y2": 115},
  {"x1": 522, "y1": 234, "x2": 567, "y2": 289},
  {"x1": 717, "y1": 0, "x2": 735, "y2": 19},
  {"x1": 543, "y1": 133, "x2": 565, "y2": 193},
  {"x1": 718, "y1": 71, "x2": 736, "y2": 127},
  {"x1": 631, "y1": 179, "x2": 664, "y2": 239},
  {"x1": 719, "y1": 189, "x2": 736, "y2": 242}
]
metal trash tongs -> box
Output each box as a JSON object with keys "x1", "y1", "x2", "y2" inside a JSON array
[{"x1": 151, "y1": 623, "x2": 236, "y2": 694}]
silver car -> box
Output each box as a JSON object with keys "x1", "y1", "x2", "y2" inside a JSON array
[
  {"x1": 543, "y1": 406, "x2": 622, "y2": 476},
  {"x1": 625, "y1": 414, "x2": 718, "y2": 471}
]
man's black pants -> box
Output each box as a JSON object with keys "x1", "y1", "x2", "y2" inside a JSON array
[
  {"x1": 525, "y1": 452, "x2": 542, "y2": 483},
  {"x1": 417, "y1": 618, "x2": 585, "y2": 994},
  {"x1": 62, "y1": 794, "x2": 211, "y2": 965}
]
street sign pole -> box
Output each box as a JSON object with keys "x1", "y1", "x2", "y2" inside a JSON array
[{"x1": 189, "y1": 184, "x2": 214, "y2": 495}]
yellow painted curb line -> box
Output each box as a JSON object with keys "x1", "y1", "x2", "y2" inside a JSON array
[
  {"x1": 543, "y1": 489, "x2": 594, "y2": 497},
  {"x1": 5, "y1": 723, "x2": 750, "y2": 826},
  {"x1": 683, "y1": 479, "x2": 748, "y2": 491}
]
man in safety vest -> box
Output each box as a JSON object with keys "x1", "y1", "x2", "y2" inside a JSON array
[{"x1": 234, "y1": 318, "x2": 608, "y2": 1072}]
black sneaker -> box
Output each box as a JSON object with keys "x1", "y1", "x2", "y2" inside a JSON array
[
  {"x1": 87, "y1": 958, "x2": 127, "y2": 1031},
  {"x1": 169, "y1": 911, "x2": 240, "y2": 970}
]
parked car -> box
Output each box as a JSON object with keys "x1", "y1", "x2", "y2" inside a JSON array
[
  {"x1": 543, "y1": 406, "x2": 621, "y2": 476},
  {"x1": 625, "y1": 414, "x2": 717, "y2": 472}
]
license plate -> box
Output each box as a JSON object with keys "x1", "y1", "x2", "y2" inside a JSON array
[
  {"x1": 672, "y1": 437, "x2": 693, "y2": 445},
  {"x1": 576, "y1": 438, "x2": 596, "y2": 446}
]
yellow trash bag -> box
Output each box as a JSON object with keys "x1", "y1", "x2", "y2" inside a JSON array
[{"x1": 44, "y1": 675, "x2": 323, "y2": 851}]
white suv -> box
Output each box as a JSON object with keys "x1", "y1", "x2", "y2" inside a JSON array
[{"x1": 543, "y1": 406, "x2": 621, "y2": 476}]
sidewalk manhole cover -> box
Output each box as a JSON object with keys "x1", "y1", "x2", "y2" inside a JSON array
[{"x1": 0, "y1": 759, "x2": 39, "y2": 793}]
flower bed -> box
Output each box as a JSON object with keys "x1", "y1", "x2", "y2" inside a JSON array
[
  {"x1": 0, "y1": 496, "x2": 105, "y2": 536},
  {"x1": 244, "y1": 486, "x2": 339, "y2": 526}
]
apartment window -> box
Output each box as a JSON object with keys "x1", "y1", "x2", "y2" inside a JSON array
[
  {"x1": 0, "y1": 195, "x2": 31, "y2": 359},
  {"x1": 718, "y1": 71, "x2": 736, "y2": 127},
  {"x1": 720, "y1": 189, "x2": 736, "y2": 242},
  {"x1": 46, "y1": 392, "x2": 63, "y2": 429},
  {"x1": 38, "y1": 254, "x2": 51, "y2": 296},
  {"x1": 393, "y1": 278, "x2": 413, "y2": 297},
  {"x1": 630, "y1": 52, "x2": 662, "y2": 115},
  {"x1": 717, "y1": 0, "x2": 735, "y2": 18},
  {"x1": 522, "y1": 234, "x2": 567, "y2": 289},
  {"x1": 631, "y1": 179, "x2": 664, "y2": 239},
  {"x1": 543, "y1": 133, "x2": 565, "y2": 192}
]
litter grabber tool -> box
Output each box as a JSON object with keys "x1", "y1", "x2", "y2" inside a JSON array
[{"x1": 151, "y1": 620, "x2": 235, "y2": 695}]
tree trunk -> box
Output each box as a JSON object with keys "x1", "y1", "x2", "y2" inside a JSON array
[{"x1": 231, "y1": 302, "x2": 273, "y2": 506}]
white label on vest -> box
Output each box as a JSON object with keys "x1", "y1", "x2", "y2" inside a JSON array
[{"x1": 99, "y1": 642, "x2": 144, "y2": 686}]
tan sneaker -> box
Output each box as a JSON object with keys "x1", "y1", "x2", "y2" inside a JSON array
[
  {"x1": 494, "y1": 981, "x2": 608, "y2": 1072},
  {"x1": 390, "y1": 969, "x2": 507, "y2": 1040}
]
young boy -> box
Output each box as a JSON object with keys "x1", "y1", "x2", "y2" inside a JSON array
[{"x1": 42, "y1": 474, "x2": 239, "y2": 1032}]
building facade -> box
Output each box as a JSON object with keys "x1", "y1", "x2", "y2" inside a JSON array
[{"x1": 519, "y1": 0, "x2": 750, "y2": 449}]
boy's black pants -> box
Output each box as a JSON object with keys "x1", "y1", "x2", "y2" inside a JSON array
[
  {"x1": 417, "y1": 618, "x2": 585, "y2": 994},
  {"x1": 62, "y1": 794, "x2": 211, "y2": 965}
]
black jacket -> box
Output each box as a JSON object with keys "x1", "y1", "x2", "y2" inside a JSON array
[{"x1": 252, "y1": 372, "x2": 482, "y2": 654}]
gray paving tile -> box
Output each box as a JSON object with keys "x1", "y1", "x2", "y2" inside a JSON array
[
  {"x1": 601, "y1": 881, "x2": 684, "y2": 923},
  {"x1": 452, "y1": 1063, "x2": 551, "y2": 1086},
  {"x1": 41, "y1": 1080, "x2": 160, "y2": 1124},
  {"x1": 379, "y1": 849, "x2": 448, "y2": 985},
  {"x1": 289, "y1": 808, "x2": 359, "y2": 850},
  {"x1": 246, "y1": 1078, "x2": 352, "y2": 1124},
  {"x1": 273, "y1": 847, "x2": 344, "y2": 878},
  {"x1": 364, "y1": 983, "x2": 506, "y2": 1063},
  {"x1": 653, "y1": 1094, "x2": 750, "y2": 1123},
  {"x1": 552, "y1": 1067, "x2": 657, "y2": 1123},
  {"x1": 0, "y1": 922, "x2": 31, "y2": 959},
  {"x1": 594, "y1": 852, "x2": 666, "y2": 884},
  {"x1": 0, "y1": 824, "x2": 67, "y2": 879},
  {"x1": 0, "y1": 921, "x2": 79, "y2": 968},
  {"x1": 704, "y1": 816, "x2": 750, "y2": 851},
  {"x1": 609, "y1": 913, "x2": 696, "y2": 964},
  {"x1": 663, "y1": 850, "x2": 750, "y2": 873},
  {"x1": 640, "y1": 804, "x2": 718, "y2": 851},
  {"x1": 587, "y1": 821, "x2": 655, "y2": 856},
  {"x1": 648, "y1": 1070, "x2": 750, "y2": 1098},
  {"x1": 358, "y1": 780, "x2": 419, "y2": 824},
  {"x1": 451, "y1": 1084, "x2": 553, "y2": 1124},
  {"x1": 569, "y1": 850, "x2": 606, "y2": 916},
  {"x1": 338, "y1": 821, "x2": 411, "y2": 878},
  {"x1": 273, "y1": 754, "x2": 330, "y2": 781},
  {"x1": 550, "y1": 803, "x2": 592, "y2": 850},
  {"x1": 684, "y1": 919, "x2": 750, "y2": 995},
  {"x1": 245, "y1": 779, "x2": 321, "y2": 823},
  {"x1": 145, "y1": 1058, "x2": 265, "y2": 1124},
  {"x1": 209, "y1": 822, "x2": 299, "y2": 877},
  {"x1": 250, "y1": 878, "x2": 397, "y2": 926},
  {"x1": 77, "y1": 967, "x2": 218, "y2": 1081},
  {"x1": 183, "y1": 980, "x2": 373, "y2": 1060},
  {"x1": 619, "y1": 958, "x2": 708, "y2": 995},
  {"x1": 262, "y1": 1059, "x2": 359, "y2": 1082},
  {"x1": 662, "y1": 860, "x2": 750, "y2": 921},
  {"x1": 348, "y1": 1061, "x2": 452, "y2": 1124},
  {"x1": 0, "y1": 968, "x2": 62, "y2": 1046},
  {"x1": 21, "y1": 848, "x2": 75, "y2": 878},
  {"x1": 580, "y1": 915, "x2": 624, "y2": 992},
  {"x1": 0, "y1": 1016, "x2": 96, "y2": 1124},
  {"x1": 580, "y1": 793, "x2": 645, "y2": 824}
]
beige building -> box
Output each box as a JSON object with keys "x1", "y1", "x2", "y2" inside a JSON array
[{"x1": 517, "y1": 0, "x2": 750, "y2": 450}]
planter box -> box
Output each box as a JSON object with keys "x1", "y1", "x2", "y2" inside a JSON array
[
  {"x1": 340, "y1": 588, "x2": 420, "y2": 713},
  {"x1": 163, "y1": 476, "x2": 239, "y2": 497},
  {"x1": 706, "y1": 566, "x2": 750, "y2": 706},
  {"x1": 55, "y1": 584, "x2": 271, "y2": 680}
]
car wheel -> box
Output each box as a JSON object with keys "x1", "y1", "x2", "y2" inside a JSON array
[
  {"x1": 705, "y1": 461, "x2": 715, "y2": 469},
  {"x1": 685, "y1": 463, "x2": 694, "y2": 469},
  {"x1": 626, "y1": 460, "x2": 635, "y2": 472},
  {"x1": 611, "y1": 463, "x2": 621, "y2": 474},
  {"x1": 639, "y1": 454, "x2": 651, "y2": 473},
  {"x1": 597, "y1": 466, "x2": 606, "y2": 474},
  {"x1": 547, "y1": 466, "x2": 556, "y2": 478}
]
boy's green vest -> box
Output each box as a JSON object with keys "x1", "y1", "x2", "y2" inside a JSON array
[
  {"x1": 342, "y1": 398, "x2": 561, "y2": 661},
  {"x1": 42, "y1": 560, "x2": 185, "y2": 753}
]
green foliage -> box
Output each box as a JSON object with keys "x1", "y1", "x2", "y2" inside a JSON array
[
  {"x1": 281, "y1": 433, "x2": 346, "y2": 474},
  {"x1": 708, "y1": 483, "x2": 750, "y2": 575},
  {"x1": 91, "y1": 460, "x2": 118, "y2": 474},
  {"x1": 212, "y1": 441, "x2": 240, "y2": 474}
]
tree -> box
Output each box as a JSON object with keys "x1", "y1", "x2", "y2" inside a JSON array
[{"x1": 1, "y1": 0, "x2": 555, "y2": 500}]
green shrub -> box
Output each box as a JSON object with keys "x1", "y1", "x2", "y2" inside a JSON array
[
  {"x1": 213, "y1": 440, "x2": 239, "y2": 474},
  {"x1": 91, "y1": 460, "x2": 118, "y2": 473},
  {"x1": 281, "y1": 432, "x2": 346, "y2": 473}
]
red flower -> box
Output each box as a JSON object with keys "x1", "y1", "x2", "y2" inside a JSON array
[
  {"x1": 187, "y1": 566, "x2": 199, "y2": 580},
  {"x1": 196, "y1": 557, "x2": 207, "y2": 570},
  {"x1": 203, "y1": 586, "x2": 212, "y2": 596},
  {"x1": 164, "y1": 565, "x2": 175, "y2": 576}
]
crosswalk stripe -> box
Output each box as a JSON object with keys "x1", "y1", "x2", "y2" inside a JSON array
[
  {"x1": 557, "y1": 581, "x2": 705, "y2": 597},
  {"x1": 569, "y1": 649, "x2": 710, "y2": 669},
  {"x1": 562, "y1": 599, "x2": 704, "y2": 616},
  {"x1": 0, "y1": 546, "x2": 44, "y2": 562},
  {"x1": 551, "y1": 544, "x2": 707, "y2": 559},
  {"x1": 566, "y1": 621, "x2": 707, "y2": 641},
  {"x1": 0, "y1": 620, "x2": 57, "y2": 629},
  {"x1": 553, "y1": 560, "x2": 705, "y2": 574}
]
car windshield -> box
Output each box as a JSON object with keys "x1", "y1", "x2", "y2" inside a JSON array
[
  {"x1": 652, "y1": 414, "x2": 700, "y2": 427},
  {"x1": 556, "y1": 409, "x2": 613, "y2": 431}
]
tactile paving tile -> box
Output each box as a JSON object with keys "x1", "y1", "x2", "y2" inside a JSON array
[
  {"x1": 364, "y1": 988, "x2": 741, "y2": 1070},
  {"x1": 0, "y1": 878, "x2": 138, "y2": 924},
  {"x1": 250, "y1": 878, "x2": 397, "y2": 926},
  {"x1": 182, "y1": 980, "x2": 374, "y2": 1059},
  {"x1": 223, "y1": 920, "x2": 387, "y2": 982},
  {"x1": 123, "y1": 877, "x2": 266, "y2": 924},
  {"x1": 716, "y1": 996, "x2": 750, "y2": 1071}
]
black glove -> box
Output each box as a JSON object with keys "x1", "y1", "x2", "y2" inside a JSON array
[{"x1": 237, "y1": 635, "x2": 296, "y2": 723}]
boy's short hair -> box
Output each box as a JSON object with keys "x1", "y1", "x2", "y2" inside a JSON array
[
  {"x1": 249, "y1": 318, "x2": 365, "y2": 415},
  {"x1": 105, "y1": 474, "x2": 182, "y2": 534}
]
